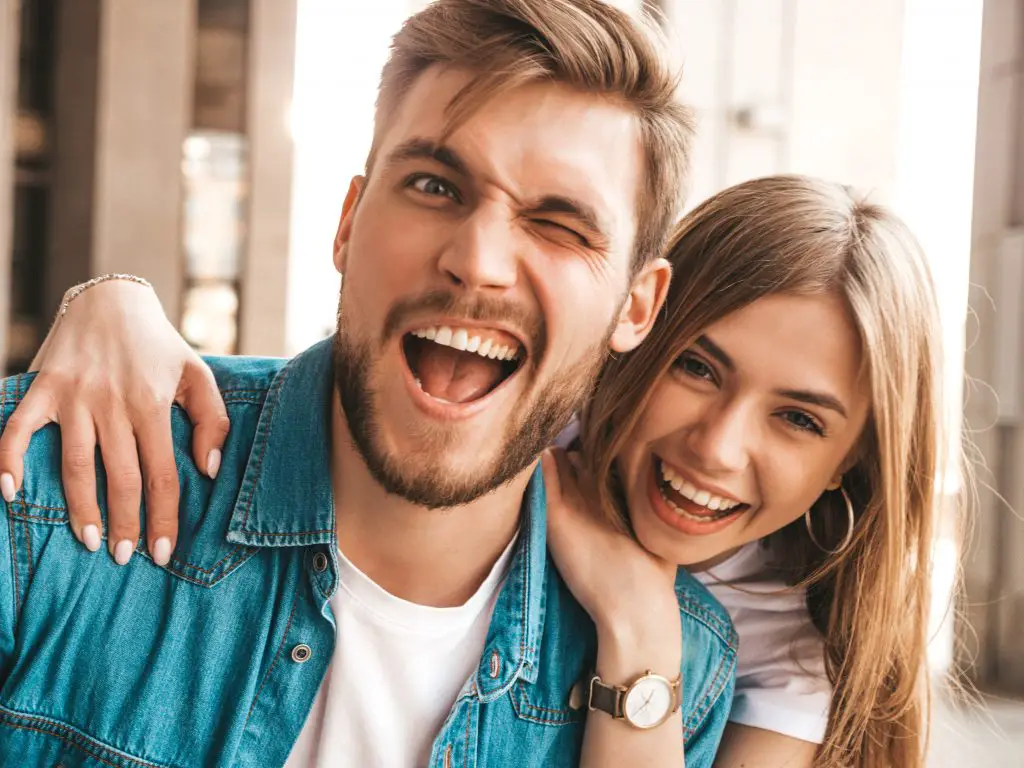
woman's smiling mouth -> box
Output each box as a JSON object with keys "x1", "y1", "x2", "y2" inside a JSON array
[{"x1": 647, "y1": 457, "x2": 749, "y2": 535}]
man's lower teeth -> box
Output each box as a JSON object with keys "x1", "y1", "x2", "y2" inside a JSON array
[{"x1": 413, "y1": 376, "x2": 455, "y2": 404}]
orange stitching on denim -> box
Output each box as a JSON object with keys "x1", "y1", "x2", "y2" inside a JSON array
[
  {"x1": 683, "y1": 637, "x2": 735, "y2": 741},
  {"x1": 160, "y1": 548, "x2": 256, "y2": 584},
  {"x1": 167, "y1": 544, "x2": 255, "y2": 575},
  {"x1": 244, "y1": 586, "x2": 300, "y2": 724},
  {"x1": 18, "y1": 502, "x2": 66, "y2": 511},
  {"x1": 515, "y1": 681, "x2": 575, "y2": 717},
  {"x1": 511, "y1": 683, "x2": 581, "y2": 726},
  {"x1": 0, "y1": 711, "x2": 172, "y2": 768},
  {"x1": 246, "y1": 529, "x2": 334, "y2": 538},
  {"x1": 7, "y1": 515, "x2": 18, "y2": 618},
  {"x1": 240, "y1": 366, "x2": 291, "y2": 529},
  {"x1": 22, "y1": 519, "x2": 31, "y2": 582},
  {"x1": 10, "y1": 510, "x2": 66, "y2": 523},
  {"x1": 464, "y1": 699, "x2": 471, "y2": 767},
  {"x1": 160, "y1": 551, "x2": 256, "y2": 588}
]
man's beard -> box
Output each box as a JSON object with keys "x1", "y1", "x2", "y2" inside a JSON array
[{"x1": 333, "y1": 302, "x2": 612, "y2": 510}]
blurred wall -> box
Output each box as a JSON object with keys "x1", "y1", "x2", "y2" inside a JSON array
[
  {"x1": 964, "y1": 0, "x2": 1024, "y2": 693},
  {"x1": 49, "y1": 0, "x2": 195, "y2": 322},
  {"x1": 0, "y1": 0, "x2": 16, "y2": 363}
]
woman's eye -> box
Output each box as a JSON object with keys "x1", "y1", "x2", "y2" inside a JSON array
[
  {"x1": 409, "y1": 175, "x2": 460, "y2": 201},
  {"x1": 781, "y1": 410, "x2": 826, "y2": 436},
  {"x1": 673, "y1": 353, "x2": 716, "y2": 383}
]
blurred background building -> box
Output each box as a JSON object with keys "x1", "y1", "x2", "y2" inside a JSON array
[{"x1": 1, "y1": 0, "x2": 1022, "y2": 761}]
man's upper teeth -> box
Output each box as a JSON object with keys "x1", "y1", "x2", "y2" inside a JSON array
[
  {"x1": 412, "y1": 326, "x2": 520, "y2": 361},
  {"x1": 659, "y1": 461, "x2": 739, "y2": 511}
]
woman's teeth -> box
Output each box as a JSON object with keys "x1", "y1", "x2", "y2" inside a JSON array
[
  {"x1": 411, "y1": 326, "x2": 521, "y2": 361},
  {"x1": 658, "y1": 461, "x2": 741, "y2": 518}
]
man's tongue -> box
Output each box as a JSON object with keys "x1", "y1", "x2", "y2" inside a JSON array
[{"x1": 416, "y1": 344, "x2": 505, "y2": 404}]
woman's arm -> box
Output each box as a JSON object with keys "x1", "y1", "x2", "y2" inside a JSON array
[
  {"x1": 714, "y1": 724, "x2": 817, "y2": 768},
  {"x1": 0, "y1": 278, "x2": 228, "y2": 566},
  {"x1": 542, "y1": 449, "x2": 685, "y2": 766}
]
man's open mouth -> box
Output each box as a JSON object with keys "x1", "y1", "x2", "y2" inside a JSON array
[{"x1": 402, "y1": 324, "x2": 526, "y2": 405}]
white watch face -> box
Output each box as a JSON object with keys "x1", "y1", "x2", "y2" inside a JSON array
[{"x1": 623, "y1": 675, "x2": 674, "y2": 729}]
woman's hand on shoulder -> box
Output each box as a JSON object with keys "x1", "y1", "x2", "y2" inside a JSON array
[
  {"x1": 541, "y1": 448, "x2": 680, "y2": 647},
  {"x1": 0, "y1": 279, "x2": 229, "y2": 567}
]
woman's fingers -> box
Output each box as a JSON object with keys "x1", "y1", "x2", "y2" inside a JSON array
[
  {"x1": 178, "y1": 360, "x2": 230, "y2": 479},
  {"x1": 0, "y1": 380, "x2": 58, "y2": 501},
  {"x1": 60, "y1": 407, "x2": 104, "y2": 552},
  {"x1": 95, "y1": 413, "x2": 142, "y2": 565},
  {"x1": 132, "y1": 399, "x2": 180, "y2": 567}
]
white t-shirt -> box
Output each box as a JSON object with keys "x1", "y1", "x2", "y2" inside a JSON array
[
  {"x1": 284, "y1": 535, "x2": 518, "y2": 767},
  {"x1": 695, "y1": 542, "x2": 832, "y2": 744},
  {"x1": 554, "y1": 419, "x2": 831, "y2": 743}
]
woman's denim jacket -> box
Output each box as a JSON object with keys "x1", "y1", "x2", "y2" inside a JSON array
[{"x1": 0, "y1": 339, "x2": 737, "y2": 767}]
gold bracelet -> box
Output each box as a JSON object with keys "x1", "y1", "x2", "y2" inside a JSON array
[{"x1": 58, "y1": 274, "x2": 153, "y2": 317}]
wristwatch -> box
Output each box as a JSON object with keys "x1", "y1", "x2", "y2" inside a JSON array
[{"x1": 587, "y1": 670, "x2": 682, "y2": 729}]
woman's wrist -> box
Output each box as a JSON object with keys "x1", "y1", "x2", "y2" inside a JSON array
[
  {"x1": 59, "y1": 274, "x2": 153, "y2": 317},
  {"x1": 595, "y1": 604, "x2": 682, "y2": 682}
]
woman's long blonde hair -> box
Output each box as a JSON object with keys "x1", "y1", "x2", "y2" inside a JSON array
[{"x1": 581, "y1": 175, "x2": 962, "y2": 767}]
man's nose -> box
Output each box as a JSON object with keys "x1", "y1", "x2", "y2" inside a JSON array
[{"x1": 437, "y1": 204, "x2": 519, "y2": 291}]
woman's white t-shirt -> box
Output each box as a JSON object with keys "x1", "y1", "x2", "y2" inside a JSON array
[
  {"x1": 695, "y1": 542, "x2": 832, "y2": 744},
  {"x1": 555, "y1": 420, "x2": 832, "y2": 743}
]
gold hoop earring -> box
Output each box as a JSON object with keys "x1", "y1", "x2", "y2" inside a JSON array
[{"x1": 804, "y1": 483, "x2": 855, "y2": 554}]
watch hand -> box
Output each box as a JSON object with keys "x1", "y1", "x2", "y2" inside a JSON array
[{"x1": 633, "y1": 691, "x2": 655, "y2": 716}]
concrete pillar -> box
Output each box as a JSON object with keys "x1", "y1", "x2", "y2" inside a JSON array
[
  {"x1": 91, "y1": 1, "x2": 195, "y2": 322},
  {"x1": 49, "y1": 0, "x2": 194, "y2": 322},
  {"x1": 961, "y1": 0, "x2": 1024, "y2": 693},
  {"x1": 237, "y1": 0, "x2": 297, "y2": 356},
  {"x1": 0, "y1": 0, "x2": 18, "y2": 365}
]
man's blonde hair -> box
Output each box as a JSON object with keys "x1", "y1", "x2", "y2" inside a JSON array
[{"x1": 367, "y1": 0, "x2": 696, "y2": 268}]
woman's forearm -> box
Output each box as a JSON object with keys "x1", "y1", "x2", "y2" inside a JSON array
[
  {"x1": 579, "y1": 617, "x2": 686, "y2": 767},
  {"x1": 713, "y1": 723, "x2": 817, "y2": 768}
]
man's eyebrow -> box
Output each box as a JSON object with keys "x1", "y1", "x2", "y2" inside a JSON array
[
  {"x1": 527, "y1": 195, "x2": 610, "y2": 242},
  {"x1": 385, "y1": 138, "x2": 469, "y2": 177}
]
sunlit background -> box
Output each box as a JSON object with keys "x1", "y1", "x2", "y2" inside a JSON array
[{"x1": 3, "y1": 0, "x2": 1023, "y2": 761}]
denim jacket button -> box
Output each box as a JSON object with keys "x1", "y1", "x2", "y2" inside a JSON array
[
  {"x1": 312, "y1": 552, "x2": 328, "y2": 573},
  {"x1": 291, "y1": 644, "x2": 313, "y2": 663}
]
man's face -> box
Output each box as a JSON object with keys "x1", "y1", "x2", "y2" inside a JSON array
[{"x1": 334, "y1": 68, "x2": 651, "y2": 508}]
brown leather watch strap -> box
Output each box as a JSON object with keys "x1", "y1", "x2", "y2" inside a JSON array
[{"x1": 588, "y1": 676, "x2": 624, "y2": 718}]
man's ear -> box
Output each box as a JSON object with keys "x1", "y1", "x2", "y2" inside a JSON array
[
  {"x1": 333, "y1": 176, "x2": 366, "y2": 273},
  {"x1": 608, "y1": 257, "x2": 673, "y2": 353}
]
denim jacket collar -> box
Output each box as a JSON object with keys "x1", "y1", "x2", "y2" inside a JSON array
[
  {"x1": 226, "y1": 338, "x2": 337, "y2": 548},
  {"x1": 224, "y1": 336, "x2": 548, "y2": 692}
]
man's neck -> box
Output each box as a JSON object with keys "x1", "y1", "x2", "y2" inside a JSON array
[{"x1": 330, "y1": 400, "x2": 529, "y2": 608}]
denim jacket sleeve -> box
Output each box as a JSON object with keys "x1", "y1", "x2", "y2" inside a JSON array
[
  {"x1": 0, "y1": 498, "x2": 13, "y2": 680},
  {"x1": 677, "y1": 569, "x2": 738, "y2": 767}
]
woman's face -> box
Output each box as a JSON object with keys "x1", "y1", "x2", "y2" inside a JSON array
[{"x1": 616, "y1": 292, "x2": 872, "y2": 568}]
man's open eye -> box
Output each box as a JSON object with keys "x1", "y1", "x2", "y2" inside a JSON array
[{"x1": 408, "y1": 174, "x2": 461, "y2": 202}]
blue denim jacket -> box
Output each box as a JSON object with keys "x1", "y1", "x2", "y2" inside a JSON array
[{"x1": 0, "y1": 339, "x2": 736, "y2": 767}]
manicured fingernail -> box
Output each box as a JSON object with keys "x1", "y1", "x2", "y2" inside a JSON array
[
  {"x1": 207, "y1": 449, "x2": 221, "y2": 480},
  {"x1": 1, "y1": 473, "x2": 15, "y2": 502},
  {"x1": 113, "y1": 539, "x2": 134, "y2": 566},
  {"x1": 152, "y1": 537, "x2": 172, "y2": 567},
  {"x1": 82, "y1": 524, "x2": 102, "y2": 552}
]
